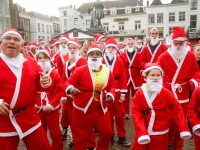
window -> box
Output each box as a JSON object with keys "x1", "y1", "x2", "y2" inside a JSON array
[
  {"x1": 157, "y1": 13, "x2": 163, "y2": 23},
  {"x1": 169, "y1": 12, "x2": 175, "y2": 22},
  {"x1": 103, "y1": 22, "x2": 109, "y2": 31},
  {"x1": 125, "y1": 7, "x2": 131, "y2": 14},
  {"x1": 50, "y1": 26, "x2": 52, "y2": 34},
  {"x1": 25, "y1": 33, "x2": 29, "y2": 42},
  {"x1": 169, "y1": 27, "x2": 173, "y2": 35},
  {"x1": 135, "y1": 7, "x2": 140, "y2": 12},
  {"x1": 20, "y1": 19, "x2": 24, "y2": 29},
  {"x1": 6, "y1": 18, "x2": 11, "y2": 28},
  {"x1": 58, "y1": 25, "x2": 60, "y2": 30},
  {"x1": 25, "y1": 21, "x2": 29, "y2": 30},
  {"x1": 148, "y1": 14, "x2": 155, "y2": 23},
  {"x1": 42, "y1": 24, "x2": 44, "y2": 32},
  {"x1": 38, "y1": 23, "x2": 40, "y2": 32},
  {"x1": 111, "y1": 8, "x2": 116, "y2": 15},
  {"x1": 191, "y1": 0, "x2": 198, "y2": 10},
  {"x1": 74, "y1": 18, "x2": 78, "y2": 25},
  {"x1": 63, "y1": 11, "x2": 67, "y2": 16},
  {"x1": 73, "y1": 31, "x2": 78, "y2": 37},
  {"x1": 46, "y1": 25, "x2": 49, "y2": 33},
  {"x1": 54, "y1": 24, "x2": 57, "y2": 29},
  {"x1": 5, "y1": 2, "x2": 9, "y2": 15},
  {"x1": 190, "y1": 15, "x2": 197, "y2": 28},
  {"x1": 42, "y1": 36, "x2": 45, "y2": 43},
  {"x1": 64, "y1": 19, "x2": 68, "y2": 27},
  {"x1": 179, "y1": 12, "x2": 185, "y2": 21},
  {"x1": 135, "y1": 21, "x2": 141, "y2": 30},
  {"x1": 86, "y1": 20, "x2": 90, "y2": 25},
  {"x1": 47, "y1": 37, "x2": 50, "y2": 44},
  {"x1": 119, "y1": 22, "x2": 124, "y2": 30}
]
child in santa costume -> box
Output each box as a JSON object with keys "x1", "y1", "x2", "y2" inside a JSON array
[
  {"x1": 35, "y1": 49, "x2": 63, "y2": 150},
  {"x1": 63, "y1": 43, "x2": 115, "y2": 150},
  {"x1": 132, "y1": 63, "x2": 191, "y2": 150}
]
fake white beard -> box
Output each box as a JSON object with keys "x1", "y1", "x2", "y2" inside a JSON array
[
  {"x1": 136, "y1": 44, "x2": 142, "y2": 49},
  {"x1": 147, "y1": 78, "x2": 163, "y2": 92},
  {"x1": 171, "y1": 43, "x2": 187, "y2": 60},
  {"x1": 60, "y1": 46, "x2": 68, "y2": 55},
  {"x1": 150, "y1": 37, "x2": 159, "y2": 45},
  {"x1": 105, "y1": 49, "x2": 116, "y2": 60},
  {"x1": 54, "y1": 46, "x2": 60, "y2": 54},
  {"x1": 87, "y1": 57, "x2": 102, "y2": 71},
  {"x1": 127, "y1": 46, "x2": 134, "y2": 53},
  {"x1": 69, "y1": 51, "x2": 80, "y2": 61},
  {"x1": 38, "y1": 60, "x2": 52, "y2": 73}
]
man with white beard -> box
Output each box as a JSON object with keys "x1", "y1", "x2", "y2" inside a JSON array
[
  {"x1": 157, "y1": 26, "x2": 200, "y2": 150},
  {"x1": 120, "y1": 38, "x2": 141, "y2": 119},
  {"x1": 140, "y1": 28, "x2": 168, "y2": 70},
  {"x1": 135, "y1": 39, "x2": 143, "y2": 52},
  {"x1": 103, "y1": 37, "x2": 131, "y2": 147}
]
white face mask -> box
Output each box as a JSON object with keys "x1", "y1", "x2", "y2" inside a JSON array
[
  {"x1": 150, "y1": 37, "x2": 159, "y2": 45},
  {"x1": 69, "y1": 51, "x2": 79, "y2": 61},
  {"x1": 105, "y1": 49, "x2": 116, "y2": 60},
  {"x1": 60, "y1": 45, "x2": 68, "y2": 55},
  {"x1": 147, "y1": 77, "x2": 163, "y2": 92},
  {"x1": 87, "y1": 57, "x2": 102, "y2": 71},
  {"x1": 171, "y1": 42, "x2": 187, "y2": 59},
  {"x1": 38, "y1": 60, "x2": 52, "y2": 73}
]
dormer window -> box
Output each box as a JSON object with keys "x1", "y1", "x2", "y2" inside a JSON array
[
  {"x1": 125, "y1": 7, "x2": 131, "y2": 14},
  {"x1": 135, "y1": 7, "x2": 140, "y2": 12},
  {"x1": 110, "y1": 8, "x2": 117, "y2": 15}
]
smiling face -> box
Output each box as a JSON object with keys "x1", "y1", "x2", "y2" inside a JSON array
[{"x1": 0, "y1": 33, "x2": 23, "y2": 58}]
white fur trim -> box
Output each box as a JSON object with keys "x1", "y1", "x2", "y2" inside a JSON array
[
  {"x1": 52, "y1": 41, "x2": 60, "y2": 46},
  {"x1": 36, "y1": 50, "x2": 51, "y2": 59},
  {"x1": 178, "y1": 99, "x2": 189, "y2": 104},
  {"x1": 138, "y1": 135, "x2": 151, "y2": 144},
  {"x1": 46, "y1": 104, "x2": 54, "y2": 110},
  {"x1": 65, "y1": 85, "x2": 74, "y2": 97},
  {"x1": 29, "y1": 45, "x2": 36, "y2": 49},
  {"x1": 191, "y1": 79, "x2": 199, "y2": 88},
  {"x1": 142, "y1": 66, "x2": 163, "y2": 77},
  {"x1": 172, "y1": 37, "x2": 187, "y2": 41},
  {"x1": 136, "y1": 39, "x2": 142, "y2": 43},
  {"x1": 120, "y1": 89, "x2": 128, "y2": 93},
  {"x1": 105, "y1": 44, "x2": 118, "y2": 50},
  {"x1": 67, "y1": 41, "x2": 80, "y2": 48},
  {"x1": 0, "y1": 131, "x2": 18, "y2": 137},
  {"x1": 1, "y1": 31, "x2": 22, "y2": 41},
  {"x1": 192, "y1": 124, "x2": 200, "y2": 136},
  {"x1": 0, "y1": 99, "x2": 3, "y2": 105},
  {"x1": 150, "y1": 28, "x2": 158, "y2": 33},
  {"x1": 180, "y1": 131, "x2": 192, "y2": 140},
  {"x1": 68, "y1": 63, "x2": 76, "y2": 71},
  {"x1": 106, "y1": 93, "x2": 115, "y2": 102},
  {"x1": 87, "y1": 48, "x2": 102, "y2": 54},
  {"x1": 60, "y1": 97, "x2": 67, "y2": 101},
  {"x1": 60, "y1": 37, "x2": 69, "y2": 41},
  {"x1": 97, "y1": 36, "x2": 104, "y2": 42}
]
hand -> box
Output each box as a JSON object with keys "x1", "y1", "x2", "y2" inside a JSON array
[
  {"x1": 69, "y1": 54, "x2": 75, "y2": 64},
  {"x1": 105, "y1": 95, "x2": 113, "y2": 103},
  {"x1": 119, "y1": 95, "x2": 125, "y2": 103},
  {"x1": 39, "y1": 72, "x2": 50, "y2": 88},
  {"x1": 62, "y1": 100, "x2": 67, "y2": 104},
  {"x1": 69, "y1": 87, "x2": 80, "y2": 97},
  {"x1": 0, "y1": 102, "x2": 9, "y2": 115},
  {"x1": 43, "y1": 106, "x2": 52, "y2": 113}
]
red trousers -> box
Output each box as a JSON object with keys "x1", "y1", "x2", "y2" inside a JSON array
[
  {"x1": 67, "y1": 97, "x2": 73, "y2": 126},
  {"x1": 71, "y1": 108, "x2": 112, "y2": 150},
  {"x1": 38, "y1": 109, "x2": 63, "y2": 150},
  {"x1": 132, "y1": 133, "x2": 168, "y2": 150},
  {"x1": 168, "y1": 102, "x2": 188, "y2": 150},
  {"x1": 0, "y1": 125, "x2": 52, "y2": 150},
  {"x1": 108, "y1": 92, "x2": 126, "y2": 138},
  {"x1": 60, "y1": 102, "x2": 69, "y2": 127},
  {"x1": 194, "y1": 133, "x2": 200, "y2": 150},
  {"x1": 124, "y1": 82, "x2": 137, "y2": 115}
]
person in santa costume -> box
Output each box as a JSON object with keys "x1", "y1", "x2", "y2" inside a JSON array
[
  {"x1": 118, "y1": 41, "x2": 125, "y2": 53},
  {"x1": 140, "y1": 27, "x2": 168, "y2": 70},
  {"x1": 120, "y1": 38, "x2": 141, "y2": 119},
  {"x1": 27, "y1": 41, "x2": 37, "y2": 60},
  {"x1": 38, "y1": 38, "x2": 51, "y2": 54},
  {"x1": 157, "y1": 26, "x2": 200, "y2": 150},
  {"x1": 132, "y1": 63, "x2": 191, "y2": 150},
  {"x1": 0, "y1": 29, "x2": 52, "y2": 149},
  {"x1": 63, "y1": 43, "x2": 115, "y2": 150},
  {"x1": 193, "y1": 44, "x2": 200, "y2": 68},
  {"x1": 50, "y1": 38, "x2": 60, "y2": 59},
  {"x1": 102, "y1": 36, "x2": 131, "y2": 147},
  {"x1": 35, "y1": 49, "x2": 63, "y2": 150},
  {"x1": 93, "y1": 33, "x2": 106, "y2": 46},
  {"x1": 159, "y1": 36, "x2": 165, "y2": 44},
  {"x1": 135, "y1": 39, "x2": 143, "y2": 52}
]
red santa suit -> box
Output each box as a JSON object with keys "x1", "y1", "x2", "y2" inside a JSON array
[
  {"x1": 35, "y1": 68, "x2": 63, "y2": 150},
  {"x1": 27, "y1": 51, "x2": 36, "y2": 60},
  {"x1": 120, "y1": 49, "x2": 141, "y2": 116},
  {"x1": 132, "y1": 85, "x2": 191, "y2": 150},
  {"x1": 188, "y1": 87, "x2": 200, "y2": 150},
  {"x1": 63, "y1": 65, "x2": 115, "y2": 150},
  {"x1": 0, "y1": 54, "x2": 52, "y2": 150},
  {"x1": 55, "y1": 53, "x2": 69, "y2": 77}
]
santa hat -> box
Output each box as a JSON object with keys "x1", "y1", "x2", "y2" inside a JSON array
[
  {"x1": 149, "y1": 27, "x2": 159, "y2": 33},
  {"x1": 0, "y1": 28, "x2": 22, "y2": 41},
  {"x1": 67, "y1": 38, "x2": 81, "y2": 48},
  {"x1": 136, "y1": 39, "x2": 142, "y2": 43},
  {"x1": 172, "y1": 26, "x2": 187, "y2": 41},
  {"x1": 198, "y1": 40, "x2": 200, "y2": 44},
  {"x1": 36, "y1": 49, "x2": 51, "y2": 59},
  {"x1": 118, "y1": 41, "x2": 124, "y2": 44},
  {"x1": 142, "y1": 63, "x2": 163, "y2": 77},
  {"x1": 39, "y1": 38, "x2": 44, "y2": 43},
  {"x1": 93, "y1": 33, "x2": 105, "y2": 42},
  {"x1": 105, "y1": 37, "x2": 118, "y2": 49},
  {"x1": 87, "y1": 42, "x2": 102, "y2": 55},
  {"x1": 159, "y1": 36, "x2": 164, "y2": 41},
  {"x1": 50, "y1": 39, "x2": 60, "y2": 46},
  {"x1": 28, "y1": 42, "x2": 37, "y2": 49},
  {"x1": 60, "y1": 34, "x2": 70, "y2": 41}
]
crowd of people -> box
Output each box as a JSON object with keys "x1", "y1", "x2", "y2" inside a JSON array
[{"x1": 0, "y1": 26, "x2": 200, "y2": 150}]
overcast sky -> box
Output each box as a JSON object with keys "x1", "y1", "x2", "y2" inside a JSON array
[{"x1": 13, "y1": 0, "x2": 172, "y2": 17}]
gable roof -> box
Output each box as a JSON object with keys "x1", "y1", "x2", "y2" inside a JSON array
[
  {"x1": 150, "y1": 0, "x2": 163, "y2": 6},
  {"x1": 171, "y1": 0, "x2": 185, "y2": 4},
  {"x1": 27, "y1": 11, "x2": 52, "y2": 21}
]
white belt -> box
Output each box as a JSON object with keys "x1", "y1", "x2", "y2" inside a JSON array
[{"x1": 166, "y1": 82, "x2": 187, "y2": 93}]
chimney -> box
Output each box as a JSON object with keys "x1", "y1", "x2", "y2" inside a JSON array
[{"x1": 147, "y1": 0, "x2": 149, "y2": 6}]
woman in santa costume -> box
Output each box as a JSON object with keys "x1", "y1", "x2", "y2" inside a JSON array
[
  {"x1": 63, "y1": 43, "x2": 115, "y2": 150},
  {"x1": 35, "y1": 49, "x2": 63, "y2": 150},
  {"x1": 132, "y1": 63, "x2": 191, "y2": 150},
  {"x1": 102, "y1": 36, "x2": 131, "y2": 147},
  {"x1": 0, "y1": 29, "x2": 52, "y2": 149}
]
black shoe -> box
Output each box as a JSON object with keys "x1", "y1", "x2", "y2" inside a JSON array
[
  {"x1": 168, "y1": 145, "x2": 174, "y2": 150},
  {"x1": 86, "y1": 147, "x2": 95, "y2": 150},
  {"x1": 94, "y1": 129, "x2": 98, "y2": 136},
  {"x1": 61, "y1": 127, "x2": 68, "y2": 141},
  {"x1": 68, "y1": 142, "x2": 74, "y2": 149},
  {"x1": 118, "y1": 137, "x2": 131, "y2": 147},
  {"x1": 109, "y1": 135, "x2": 114, "y2": 145}
]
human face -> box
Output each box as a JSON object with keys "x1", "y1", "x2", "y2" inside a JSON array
[
  {"x1": 0, "y1": 33, "x2": 23, "y2": 58},
  {"x1": 172, "y1": 41, "x2": 185, "y2": 50},
  {"x1": 150, "y1": 30, "x2": 159, "y2": 38},
  {"x1": 88, "y1": 50, "x2": 102, "y2": 59},
  {"x1": 37, "y1": 53, "x2": 50, "y2": 62},
  {"x1": 55, "y1": 43, "x2": 60, "y2": 48},
  {"x1": 60, "y1": 39, "x2": 68, "y2": 48},
  {"x1": 194, "y1": 45, "x2": 200, "y2": 60},
  {"x1": 31, "y1": 47, "x2": 36, "y2": 54},
  {"x1": 127, "y1": 40, "x2": 134, "y2": 47},
  {"x1": 118, "y1": 43, "x2": 123, "y2": 49},
  {"x1": 68, "y1": 43, "x2": 79, "y2": 53},
  {"x1": 106, "y1": 46, "x2": 116, "y2": 52},
  {"x1": 99, "y1": 38, "x2": 106, "y2": 46},
  {"x1": 147, "y1": 69, "x2": 162, "y2": 81}
]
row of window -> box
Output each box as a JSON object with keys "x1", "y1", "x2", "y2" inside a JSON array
[
  {"x1": 63, "y1": 19, "x2": 90, "y2": 27},
  {"x1": 37, "y1": 23, "x2": 53, "y2": 34},
  {"x1": 38, "y1": 35, "x2": 51, "y2": 45},
  {"x1": 20, "y1": 19, "x2": 29, "y2": 31},
  {"x1": 109, "y1": 7, "x2": 141, "y2": 15}
]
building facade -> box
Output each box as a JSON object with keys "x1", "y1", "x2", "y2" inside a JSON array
[{"x1": 51, "y1": 16, "x2": 60, "y2": 37}]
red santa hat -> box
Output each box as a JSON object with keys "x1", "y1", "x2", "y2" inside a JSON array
[
  {"x1": 93, "y1": 33, "x2": 105, "y2": 42},
  {"x1": 105, "y1": 37, "x2": 118, "y2": 49},
  {"x1": 142, "y1": 63, "x2": 163, "y2": 77},
  {"x1": 50, "y1": 39, "x2": 60, "y2": 46},
  {"x1": 118, "y1": 41, "x2": 124, "y2": 44},
  {"x1": 87, "y1": 42, "x2": 102, "y2": 55},
  {"x1": 60, "y1": 34, "x2": 70, "y2": 41},
  {"x1": 39, "y1": 38, "x2": 44, "y2": 43},
  {"x1": 36, "y1": 49, "x2": 51, "y2": 59},
  {"x1": 0, "y1": 28, "x2": 22, "y2": 41},
  {"x1": 159, "y1": 36, "x2": 164, "y2": 41},
  {"x1": 67, "y1": 38, "x2": 81, "y2": 48},
  {"x1": 28, "y1": 42, "x2": 37, "y2": 49},
  {"x1": 149, "y1": 27, "x2": 159, "y2": 33},
  {"x1": 172, "y1": 26, "x2": 187, "y2": 41},
  {"x1": 136, "y1": 39, "x2": 142, "y2": 43}
]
